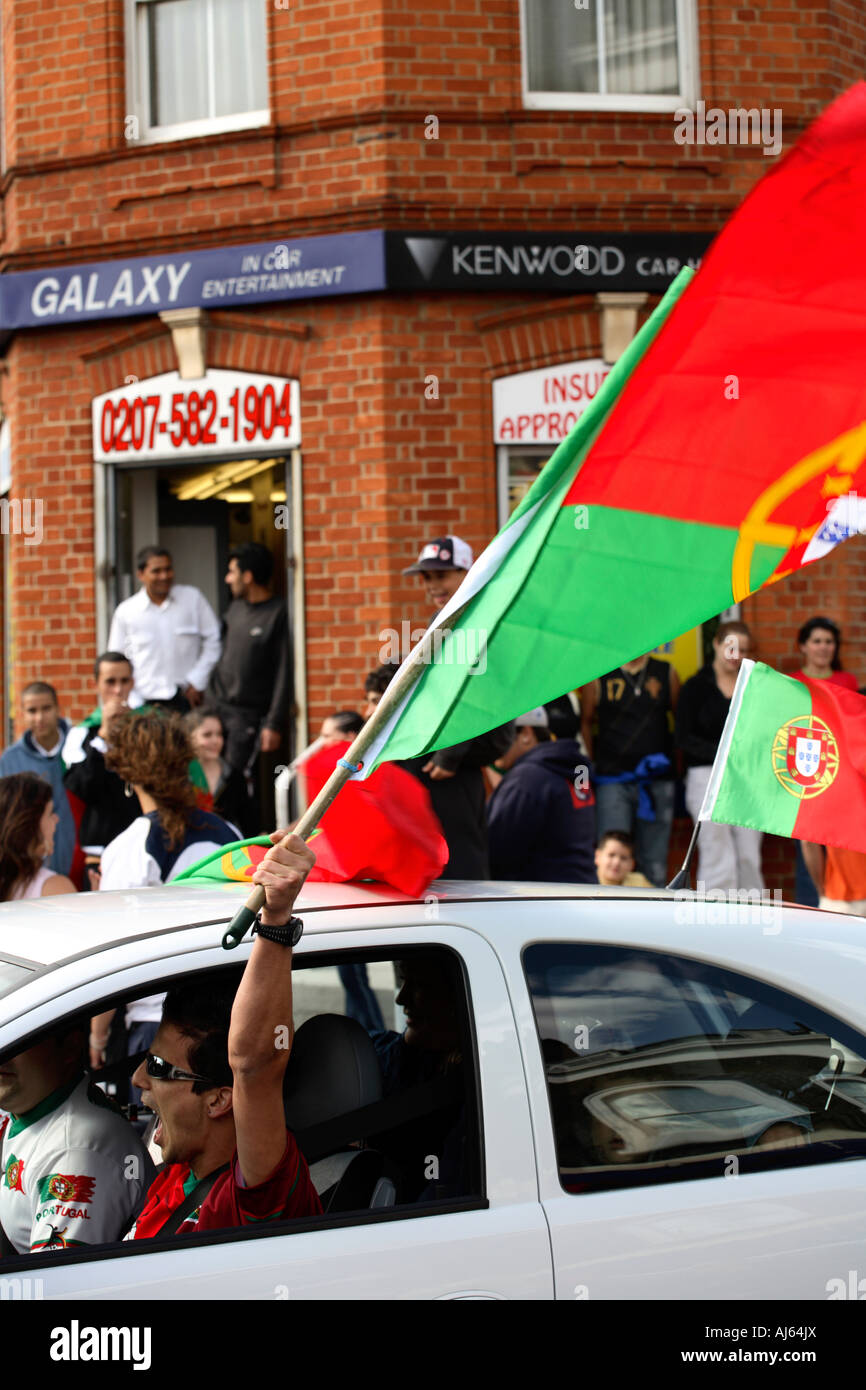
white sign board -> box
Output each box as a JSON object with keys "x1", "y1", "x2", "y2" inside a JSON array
[
  {"x1": 493, "y1": 358, "x2": 611, "y2": 445},
  {"x1": 92, "y1": 369, "x2": 301, "y2": 463}
]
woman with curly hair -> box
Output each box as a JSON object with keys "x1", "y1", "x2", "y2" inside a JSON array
[
  {"x1": 91, "y1": 711, "x2": 238, "y2": 1076},
  {"x1": 97, "y1": 710, "x2": 238, "y2": 890},
  {"x1": 0, "y1": 772, "x2": 76, "y2": 900}
]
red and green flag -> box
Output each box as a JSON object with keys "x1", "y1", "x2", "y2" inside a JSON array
[
  {"x1": 176, "y1": 742, "x2": 447, "y2": 896},
  {"x1": 361, "y1": 84, "x2": 866, "y2": 775},
  {"x1": 173, "y1": 836, "x2": 273, "y2": 885},
  {"x1": 698, "y1": 661, "x2": 866, "y2": 850}
]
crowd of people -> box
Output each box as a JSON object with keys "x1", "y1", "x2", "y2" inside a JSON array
[
  {"x1": 0, "y1": 531, "x2": 858, "y2": 919},
  {"x1": 0, "y1": 527, "x2": 861, "y2": 1256}
]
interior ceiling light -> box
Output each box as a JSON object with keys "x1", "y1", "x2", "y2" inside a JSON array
[{"x1": 172, "y1": 457, "x2": 278, "y2": 502}]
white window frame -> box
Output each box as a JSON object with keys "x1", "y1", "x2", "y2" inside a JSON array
[
  {"x1": 519, "y1": 0, "x2": 699, "y2": 113},
  {"x1": 496, "y1": 444, "x2": 550, "y2": 529},
  {"x1": 124, "y1": 0, "x2": 270, "y2": 147}
]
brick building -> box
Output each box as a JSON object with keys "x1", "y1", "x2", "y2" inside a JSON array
[{"x1": 0, "y1": 0, "x2": 863, "y2": 881}]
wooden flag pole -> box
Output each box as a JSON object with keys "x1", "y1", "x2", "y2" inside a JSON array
[{"x1": 221, "y1": 602, "x2": 473, "y2": 948}]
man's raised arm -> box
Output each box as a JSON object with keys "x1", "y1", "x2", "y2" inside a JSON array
[{"x1": 227, "y1": 831, "x2": 315, "y2": 1188}]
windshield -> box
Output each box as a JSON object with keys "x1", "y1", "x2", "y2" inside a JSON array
[{"x1": 0, "y1": 956, "x2": 36, "y2": 998}]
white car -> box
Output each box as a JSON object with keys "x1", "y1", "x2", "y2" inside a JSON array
[{"x1": 1, "y1": 879, "x2": 866, "y2": 1300}]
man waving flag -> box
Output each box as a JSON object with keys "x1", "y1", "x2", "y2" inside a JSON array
[{"x1": 360, "y1": 84, "x2": 866, "y2": 776}]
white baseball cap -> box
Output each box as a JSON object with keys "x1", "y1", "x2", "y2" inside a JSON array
[
  {"x1": 403, "y1": 535, "x2": 474, "y2": 574},
  {"x1": 515, "y1": 706, "x2": 549, "y2": 729}
]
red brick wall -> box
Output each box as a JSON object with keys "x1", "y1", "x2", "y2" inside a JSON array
[
  {"x1": 1, "y1": 1, "x2": 861, "y2": 267},
  {"x1": 0, "y1": 289, "x2": 606, "y2": 728},
  {"x1": 0, "y1": 0, "x2": 863, "y2": 779}
]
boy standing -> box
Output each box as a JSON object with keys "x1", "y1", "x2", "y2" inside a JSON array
[{"x1": 0, "y1": 681, "x2": 74, "y2": 875}]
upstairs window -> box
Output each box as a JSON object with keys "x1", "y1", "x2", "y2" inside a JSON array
[
  {"x1": 127, "y1": 0, "x2": 269, "y2": 145},
  {"x1": 520, "y1": 0, "x2": 698, "y2": 112}
]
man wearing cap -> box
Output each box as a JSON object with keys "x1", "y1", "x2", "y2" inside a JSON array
[
  {"x1": 403, "y1": 535, "x2": 513, "y2": 879},
  {"x1": 486, "y1": 707, "x2": 596, "y2": 883}
]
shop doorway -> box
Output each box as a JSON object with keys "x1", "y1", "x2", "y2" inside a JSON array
[{"x1": 110, "y1": 453, "x2": 297, "y2": 829}]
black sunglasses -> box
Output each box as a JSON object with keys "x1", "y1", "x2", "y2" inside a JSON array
[{"x1": 145, "y1": 1052, "x2": 216, "y2": 1086}]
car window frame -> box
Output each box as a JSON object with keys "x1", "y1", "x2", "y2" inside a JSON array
[{"x1": 0, "y1": 940, "x2": 487, "y2": 1274}]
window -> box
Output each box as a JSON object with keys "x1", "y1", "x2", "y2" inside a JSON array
[
  {"x1": 0, "y1": 945, "x2": 482, "y2": 1267},
  {"x1": 126, "y1": 0, "x2": 269, "y2": 145},
  {"x1": 496, "y1": 447, "x2": 549, "y2": 525},
  {"x1": 520, "y1": 0, "x2": 698, "y2": 112},
  {"x1": 524, "y1": 943, "x2": 866, "y2": 1194}
]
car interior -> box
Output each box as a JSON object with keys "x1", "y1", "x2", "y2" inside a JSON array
[
  {"x1": 0, "y1": 944, "x2": 483, "y2": 1259},
  {"x1": 525, "y1": 943, "x2": 866, "y2": 1193}
]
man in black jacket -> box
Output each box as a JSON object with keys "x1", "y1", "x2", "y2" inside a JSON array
[
  {"x1": 402, "y1": 535, "x2": 513, "y2": 879},
  {"x1": 487, "y1": 707, "x2": 596, "y2": 883},
  {"x1": 207, "y1": 543, "x2": 292, "y2": 777}
]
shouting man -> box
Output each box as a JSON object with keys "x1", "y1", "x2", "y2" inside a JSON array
[{"x1": 128, "y1": 831, "x2": 322, "y2": 1238}]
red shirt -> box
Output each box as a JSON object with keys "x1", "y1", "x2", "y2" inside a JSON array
[
  {"x1": 792, "y1": 669, "x2": 859, "y2": 691},
  {"x1": 131, "y1": 1132, "x2": 321, "y2": 1240}
]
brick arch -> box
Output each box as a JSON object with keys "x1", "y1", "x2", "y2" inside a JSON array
[
  {"x1": 204, "y1": 312, "x2": 311, "y2": 378},
  {"x1": 80, "y1": 319, "x2": 177, "y2": 398},
  {"x1": 474, "y1": 296, "x2": 601, "y2": 380}
]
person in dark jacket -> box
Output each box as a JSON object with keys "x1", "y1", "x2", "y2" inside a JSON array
[
  {"x1": 62, "y1": 652, "x2": 143, "y2": 883},
  {"x1": 579, "y1": 652, "x2": 678, "y2": 887},
  {"x1": 487, "y1": 706, "x2": 596, "y2": 883},
  {"x1": 0, "y1": 681, "x2": 74, "y2": 875},
  {"x1": 207, "y1": 542, "x2": 292, "y2": 776},
  {"x1": 401, "y1": 535, "x2": 513, "y2": 879}
]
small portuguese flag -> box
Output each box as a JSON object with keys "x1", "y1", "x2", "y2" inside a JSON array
[
  {"x1": 37, "y1": 1172, "x2": 95, "y2": 1204},
  {"x1": 698, "y1": 661, "x2": 866, "y2": 850}
]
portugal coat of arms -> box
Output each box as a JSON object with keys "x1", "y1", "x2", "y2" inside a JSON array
[{"x1": 771, "y1": 716, "x2": 839, "y2": 799}]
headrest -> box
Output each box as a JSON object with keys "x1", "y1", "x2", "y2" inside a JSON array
[{"x1": 283, "y1": 1014, "x2": 383, "y2": 1132}]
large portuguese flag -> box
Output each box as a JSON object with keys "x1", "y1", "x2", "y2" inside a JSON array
[
  {"x1": 698, "y1": 661, "x2": 866, "y2": 850},
  {"x1": 361, "y1": 84, "x2": 866, "y2": 776}
]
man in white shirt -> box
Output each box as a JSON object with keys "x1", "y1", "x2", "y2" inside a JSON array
[{"x1": 108, "y1": 547, "x2": 221, "y2": 713}]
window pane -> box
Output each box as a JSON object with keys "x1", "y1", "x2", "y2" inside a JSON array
[
  {"x1": 524, "y1": 0, "x2": 680, "y2": 96},
  {"x1": 148, "y1": 0, "x2": 209, "y2": 126},
  {"x1": 212, "y1": 0, "x2": 268, "y2": 117},
  {"x1": 525, "y1": 943, "x2": 866, "y2": 1194},
  {"x1": 507, "y1": 450, "x2": 548, "y2": 515},
  {"x1": 604, "y1": 0, "x2": 679, "y2": 95},
  {"x1": 524, "y1": 0, "x2": 599, "y2": 94}
]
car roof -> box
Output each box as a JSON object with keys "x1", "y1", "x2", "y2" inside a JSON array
[{"x1": 0, "y1": 878, "x2": 674, "y2": 968}]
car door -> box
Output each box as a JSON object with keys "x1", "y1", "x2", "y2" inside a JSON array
[
  {"x1": 512, "y1": 933, "x2": 866, "y2": 1300},
  {"x1": 6, "y1": 924, "x2": 553, "y2": 1300}
]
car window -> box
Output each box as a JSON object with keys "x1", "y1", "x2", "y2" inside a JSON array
[
  {"x1": 523, "y1": 943, "x2": 866, "y2": 1194},
  {"x1": 1, "y1": 943, "x2": 483, "y2": 1265}
]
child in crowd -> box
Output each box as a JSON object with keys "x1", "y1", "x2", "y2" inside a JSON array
[{"x1": 594, "y1": 829, "x2": 653, "y2": 888}]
